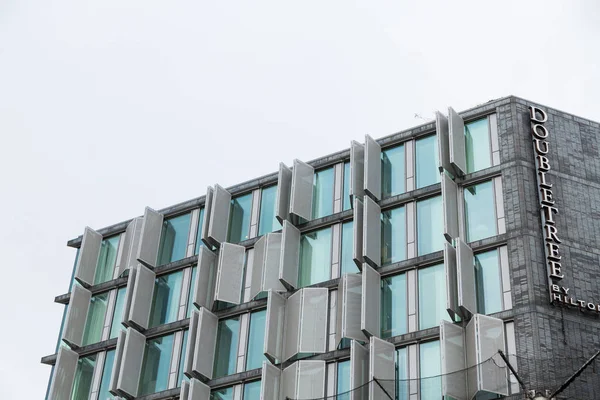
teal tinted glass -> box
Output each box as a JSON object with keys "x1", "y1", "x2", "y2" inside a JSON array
[
  {"x1": 418, "y1": 264, "x2": 450, "y2": 329},
  {"x1": 381, "y1": 144, "x2": 405, "y2": 198},
  {"x1": 259, "y1": 185, "x2": 280, "y2": 236},
  {"x1": 211, "y1": 387, "x2": 234, "y2": 400},
  {"x1": 243, "y1": 380, "x2": 261, "y2": 400},
  {"x1": 298, "y1": 227, "x2": 332, "y2": 287},
  {"x1": 71, "y1": 354, "x2": 96, "y2": 400},
  {"x1": 381, "y1": 273, "x2": 407, "y2": 338},
  {"x1": 343, "y1": 162, "x2": 351, "y2": 211},
  {"x1": 82, "y1": 292, "x2": 108, "y2": 346},
  {"x1": 341, "y1": 221, "x2": 358, "y2": 275},
  {"x1": 139, "y1": 334, "x2": 175, "y2": 395},
  {"x1": 214, "y1": 317, "x2": 240, "y2": 378},
  {"x1": 417, "y1": 196, "x2": 443, "y2": 255},
  {"x1": 464, "y1": 181, "x2": 497, "y2": 242},
  {"x1": 94, "y1": 235, "x2": 120, "y2": 284},
  {"x1": 246, "y1": 310, "x2": 267, "y2": 370},
  {"x1": 187, "y1": 267, "x2": 197, "y2": 318},
  {"x1": 194, "y1": 208, "x2": 205, "y2": 255},
  {"x1": 158, "y1": 213, "x2": 192, "y2": 265},
  {"x1": 415, "y1": 135, "x2": 440, "y2": 189},
  {"x1": 312, "y1": 167, "x2": 334, "y2": 219},
  {"x1": 98, "y1": 350, "x2": 118, "y2": 400},
  {"x1": 149, "y1": 270, "x2": 184, "y2": 328},
  {"x1": 337, "y1": 360, "x2": 351, "y2": 400},
  {"x1": 396, "y1": 347, "x2": 408, "y2": 399},
  {"x1": 178, "y1": 330, "x2": 189, "y2": 386},
  {"x1": 419, "y1": 340, "x2": 441, "y2": 400},
  {"x1": 381, "y1": 206, "x2": 406, "y2": 265},
  {"x1": 110, "y1": 287, "x2": 127, "y2": 339},
  {"x1": 228, "y1": 193, "x2": 253, "y2": 243},
  {"x1": 465, "y1": 118, "x2": 491, "y2": 173},
  {"x1": 475, "y1": 249, "x2": 502, "y2": 314}
]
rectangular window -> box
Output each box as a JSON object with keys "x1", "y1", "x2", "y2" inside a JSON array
[
  {"x1": 228, "y1": 193, "x2": 253, "y2": 243},
  {"x1": 465, "y1": 118, "x2": 492, "y2": 173},
  {"x1": 243, "y1": 381, "x2": 261, "y2": 400},
  {"x1": 341, "y1": 221, "x2": 358, "y2": 275},
  {"x1": 186, "y1": 267, "x2": 197, "y2": 318},
  {"x1": 415, "y1": 135, "x2": 440, "y2": 189},
  {"x1": 312, "y1": 166, "x2": 334, "y2": 219},
  {"x1": 178, "y1": 330, "x2": 189, "y2": 386},
  {"x1": 381, "y1": 206, "x2": 406, "y2": 265},
  {"x1": 246, "y1": 310, "x2": 267, "y2": 371},
  {"x1": 396, "y1": 347, "x2": 408, "y2": 399},
  {"x1": 214, "y1": 317, "x2": 241, "y2": 378},
  {"x1": 138, "y1": 333, "x2": 175, "y2": 396},
  {"x1": 298, "y1": 226, "x2": 332, "y2": 287},
  {"x1": 417, "y1": 196, "x2": 443, "y2": 256},
  {"x1": 94, "y1": 235, "x2": 120, "y2": 284},
  {"x1": 97, "y1": 350, "x2": 118, "y2": 400},
  {"x1": 337, "y1": 360, "x2": 350, "y2": 400},
  {"x1": 258, "y1": 185, "x2": 280, "y2": 236},
  {"x1": 158, "y1": 213, "x2": 192, "y2": 266},
  {"x1": 82, "y1": 292, "x2": 108, "y2": 346},
  {"x1": 149, "y1": 270, "x2": 184, "y2": 328},
  {"x1": 464, "y1": 180, "x2": 497, "y2": 242},
  {"x1": 194, "y1": 208, "x2": 205, "y2": 255},
  {"x1": 343, "y1": 161, "x2": 351, "y2": 211},
  {"x1": 418, "y1": 264, "x2": 449, "y2": 330},
  {"x1": 110, "y1": 287, "x2": 127, "y2": 339},
  {"x1": 475, "y1": 249, "x2": 503, "y2": 315},
  {"x1": 419, "y1": 340, "x2": 441, "y2": 400},
  {"x1": 381, "y1": 273, "x2": 407, "y2": 338},
  {"x1": 381, "y1": 144, "x2": 405, "y2": 198},
  {"x1": 211, "y1": 387, "x2": 234, "y2": 400},
  {"x1": 71, "y1": 354, "x2": 96, "y2": 400}
]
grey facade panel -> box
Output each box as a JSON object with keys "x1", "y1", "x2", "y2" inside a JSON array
[
  {"x1": 109, "y1": 329, "x2": 126, "y2": 396},
  {"x1": 442, "y1": 172, "x2": 459, "y2": 242},
  {"x1": 116, "y1": 327, "x2": 146, "y2": 398},
  {"x1": 200, "y1": 186, "x2": 214, "y2": 247},
  {"x1": 122, "y1": 217, "x2": 144, "y2": 276},
  {"x1": 114, "y1": 219, "x2": 133, "y2": 277},
  {"x1": 350, "y1": 140, "x2": 365, "y2": 202},
  {"x1": 264, "y1": 233, "x2": 285, "y2": 293},
  {"x1": 444, "y1": 242, "x2": 460, "y2": 321},
  {"x1": 339, "y1": 274, "x2": 368, "y2": 343},
  {"x1": 136, "y1": 207, "x2": 164, "y2": 269},
  {"x1": 440, "y1": 320, "x2": 466, "y2": 400},
  {"x1": 188, "y1": 378, "x2": 210, "y2": 400},
  {"x1": 249, "y1": 235, "x2": 267, "y2": 301},
  {"x1": 213, "y1": 242, "x2": 245, "y2": 305},
  {"x1": 192, "y1": 307, "x2": 218, "y2": 380},
  {"x1": 276, "y1": 162, "x2": 292, "y2": 224},
  {"x1": 456, "y1": 238, "x2": 476, "y2": 319},
  {"x1": 436, "y1": 111, "x2": 452, "y2": 173},
  {"x1": 369, "y1": 336, "x2": 396, "y2": 400},
  {"x1": 48, "y1": 346, "x2": 78, "y2": 400},
  {"x1": 74, "y1": 226, "x2": 102, "y2": 287},
  {"x1": 449, "y1": 106, "x2": 466, "y2": 177},
  {"x1": 298, "y1": 287, "x2": 328, "y2": 355},
  {"x1": 296, "y1": 360, "x2": 326, "y2": 400},
  {"x1": 361, "y1": 264, "x2": 381, "y2": 338},
  {"x1": 193, "y1": 246, "x2": 217, "y2": 310},
  {"x1": 289, "y1": 159, "x2": 314, "y2": 222},
  {"x1": 352, "y1": 197, "x2": 364, "y2": 269},
  {"x1": 183, "y1": 310, "x2": 199, "y2": 378},
  {"x1": 121, "y1": 266, "x2": 137, "y2": 327},
  {"x1": 350, "y1": 340, "x2": 369, "y2": 400},
  {"x1": 279, "y1": 220, "x2": 300, "y2": 290},
  {"x1": 127, "y1": 264, "x2": 156, "y2": 331},
  {"x1": 207, "y1": 184, "x2": 231, "y2": 247},
  {"x1": 364, "y1": 134, "x2": 381, "y2": 201},
  {"x1": 261, "y1": 361, "x2": 281, "y2": 400},
  {"x1": 264, "y1": 290, "x2": 286, "y2": 363},
  {"x1": 475, "y1": 314, "x2": 508, "y2": 397},
  {"x1": 281, "y1": 361, "x2": 298, "y2": 400},
  {"x1": 283, "y1": 289, "x2": 302, "y2": 362},
  {"x1": 362, "y1": 195, "x2": 381, "y2": 268},
  {"x1": 62, "y1": 282, "x2": 91, "y2": 348}
]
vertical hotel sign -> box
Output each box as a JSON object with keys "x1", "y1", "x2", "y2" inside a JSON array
[{"x1": 530, "y1": 106, "x2": 600, "y2": 312}]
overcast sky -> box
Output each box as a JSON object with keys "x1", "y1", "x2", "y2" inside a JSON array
[{"x1": 0, "y1": 1, "x2": 599, "y2": 398}]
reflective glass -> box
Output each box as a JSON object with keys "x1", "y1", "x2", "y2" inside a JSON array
[
  {"x1": 418, "y1": 264, "x2": 450, "y2": 329},
  {"x1": 415, "y1": 135, "x2": 440, "y2": 189},
  {"x1": 110, "y1": 287, "x2": 127, "y2": 339},
  {"x1": 211, "y1": 387, "x2": 234, "y2": 400},
  {"x1": 381, "y1": 206, "x2": 406, "y2": 265},
  {"x1": 343, "y1": 161, "x2": 351, "y2": 211},
  {"x1": 381, "y1": 273, "x2": 407, "y2": 338},
  {"x1": 417, "y1": 196, "x2": 443, "y2": 256},
  {"x1": 381, "y1": 144, "x2": 405, "y2": 198},
  {"x1": 464, "y1": 181, "x2": 497, "y2": 242},
  {"x1": 139, "y1": 334, "x2": 175, "y2": 395},
  {"x1": 149, "y1": 270, "x2": 184, "y2": 328},
  {"x1": 419, "y1": 340, "x2": 441, "y2": 400},
  {"x1": 298, "y1": 227, "x2": 332, "y2": 287},
  {"x1": 82, "y1": 292, "x2": 108, "y2": 346},
  {"x1": 178, "y1": 330, "x2": 189, "y2": 386},
  {"x1": 337, "y1": 360, "x2": 351, "y2": 400},
  {"x1": 94, "y1": 235, "x2": 120, "y2": 284},
  {"x1": 341, "y1": 221, "x2": 358, "y2": 275},
  {"x1": 187, "y1": 267, "x2": 197, "y2": 318},
  {"x1": 475, "y1": 249, "x2": 503, "y2": 314},
  {"x1": 71, "y1": 354, "x2": 96, "y2": 400},
  {"x1": 396, "y1": 347, "x2": 408, "y2": 400},
  {"x1": 214, "y1": 317, "x2": 240, "y2": 378},
  {"x1": 97, "y1": 350, "x2": 118, "y2": 400},
  {"x1": 158, "y1": 213, "x2": 192, "y2": 266},
  {"x1": 246, "y1": 310, "x2": 267, "y2": 370},
  {"x1": 243, "y1": 380, "x2": 261, "y2": 400},
  {"x1": 228, "y1": 193, "x2": 253, "y2": 243},
  {"x1": 194, "y1": 208, "x2": 205, "y2": 255},
  {"x1": 259, "y1": 185, "x2": 280, "y2": 236},
  {"x1": 465, "y1": 118, "x2": 491, "y2": 173},
  {"x1": 312, "y1": 167, "x2": 334, "y2": 219}
]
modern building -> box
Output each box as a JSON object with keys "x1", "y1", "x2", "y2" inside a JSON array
[{"x1": 42, "y1": 96, "x2": 600, "y2": 400}]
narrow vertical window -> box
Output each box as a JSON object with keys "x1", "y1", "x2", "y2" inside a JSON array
[
  {"x1": 186, "y1": 267, "x2": 197, "y2": 318},
  {"x1": 149, "y1": 270, "x2": 184, "y2": 328},
  {"x1": 419, "y1": 340, "x2": 441, "y2": 400},
  {"x1": 243, "y1": 381, "x2": 261, "y2": 400},
  {"x1": 94, "y1": 235, "x2": 120, "y2": 284},
  {"x1": 97, "y1": 350, "x2": 118, "y2": 400},
  {"x1": 396, "y1": 347, "x2": 408, "y2": 399},
  {"x1": 214, "y1": 317, "x2": 241, "y2": 378},
  {"x1": 298, "y1": 226, "x2": 332, "y2": 287},
  {"x1": 465, "y1": 118, "x2": 492, "y2": 173},
  {"x1": 337, "y1": 360, "x2": 351, "y2": 400},
  {"x1": 71, "y1": 354, "x2": 96, "y2": 400},
  {"x1": 211, "y1": 387, "x2": 234, "y2": 400},
  {"x1": 158, "y1": 213, "x2": 192, "y2": 265},
  {"x1": 194, "y1": 208, "x2": 205, "y2": 255},
  {"x1": 381, "y1": 144, "x2": 405, "y2": 198},
  {"x1": 178, "y1": 330, "x2": 189, "y2": 386},
  {"x1": 258, "y1": 185, "x2": 280, "y2": 236},
  {"x1": 464, "y1": 180, "x2": 497, "y2": 242},
  {"x1": 381, "y1": 206, "x2": 406, "y2": 265},
  {"x1": 340, "y1": 221, "x2": 358, "y2": 275},
  {"x1": 246, "y1": 310, "x2": 267, "y2": 371},
  {"x1": 312, "y1": 167, "x2": 335, "y2": 219},
  {"x1": 418, "y1": 264, "x2": 449, "y2": 330},
  {"x1": 110, "y1": 287, "x2": 127, "y2": 339},
  {"x1": 475, "y1": 249, "x2": 503, "y2": 314},
  {"x1": 82, "y1": 292, "x2": 108, "y2": 346},
  {"x1": 417, "y1": 196, "x2": 443, "y2": 256},
  {"x1": 343, "y1": 161, "x2": 351, "y2": 211},
  {"x1": 381, "y1": 273, "x2": 407, "y2": 338},
  {"x1": 415, "y1": 135, "x2": 440, "y2": 189},
  {"x1": 138, "y1": 334, "x2": 175, "y2": 395},
  {"x1": 228, "y1": 193, "x2": 253, "y2": 243}
]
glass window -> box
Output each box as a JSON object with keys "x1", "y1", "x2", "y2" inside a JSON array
[
  {"x1": 149, "y1": 270, "x2": 184, "y2": 328},
  {"x1": 110, "y1": 287, "x2": 127, "y2": 339},
  {"x1": 464, "y1": 181, "x2": 497, "y2": 242},
  {"x1": 396, "y1": 347, "x2": 408, "y2": 400},
  {"x1": 55, "y1": 305, "x2": 68, "y2": 352},
  {"x1": 312, "y1": 167, "x2": 334, "y2": 219},
  {"x1": 158, "y1": 213, "x2": 192, "y2": 266},
  {"x1": 71, "y1": 354, "x2": 96, "y2": 400},
  {"x1": 475, "y1": 249, "x2": 503, "y2": 315},
  {"x1": 211, "y1": 387, "x2": 234, "y2": 400},
  {"x1": 419, "y1": 340, "x2": 441, "y2": 400},
  {"x1": 258, "y1": 185, "x2": 280, "y2": 236},
  {"x1": 194, "y1": 208, "x2": 205, "y2": 255},
  {"x1": 68, "y1": 248, "x2": 80, "y2": 292},
  {"x1": 465, "y1": 118, "x2": 492, "y2": 173},
  {"x1": 243, "y1": 381, "x2": 261, "y2": 400},
  {"x1": 381, "y1": 206, "x2": 406, "y2": 265},
  {"x1": 418, "y1": 264, "x2": 449, "y2": 330},
  {"x1": 246, "y1": 310, "x2": 267, "y2": 371},
  {"x1": 341, "y1": 221, "x2": 358, "y2": 275},
  {"x1": 82, "y1": 292, "x2": 108, "y2": 346},
  {"x1": 381, "y1": 273, "x2": 407, "y2": 338},
  {"x1": 94, "y1": 235, "x2": 120, "y2": 284},
  {"x1": 417, "y1": 196, "x2": 443, "y2": 256},
  {"x1": 97, "y1": 350, "x2": 118, "y2": 400},
  {"x1": 228, "y1": 193, "x2": 253, "y2": 243},
  {"x1": 138, "y1": 334, "x2": 175, "y2": 395},
  {"x1": 214, "y1": 317, "x2": 240, "y2": 378},
  {"x1": 178, "y1": 330, "x2": 189, "y2": 386},
  {"x1": 343, "y1": 161, "x2": 351, "y2": 211},
  {"x1": 186, "y1": 267, "x2": 197, "y2": 318},
  {"x1": 415, "y1": 135, "x2": 440, "y2": 189},
  {"x1": 381, "y1": 144, "x2": 405, "y2": 198},
  {"x1": 337, "y1": 360, "x2": 351, "y2": 400},
  {"x1": 298, "y1": 227, "x2": 332, "y2": 287}
]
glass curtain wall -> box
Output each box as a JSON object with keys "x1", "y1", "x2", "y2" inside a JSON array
[
  {"x1": 298, "y1": 227, "x2": 332, "y2": 287},
  {"x1": 396, "y1": 347, "x2": 408, "y2": 400},
  {"x1": 110, "y1": 287, "x2": 127, "y2": 339},
  {"x1": 381, "y1": 206, "x2": 406, "y2": 266},
  {"x1": 258, "y1": 185, "x2": 280, "y2": 236},
  {"x1": 158, "y1": 213, "x2": 192, "y2": 266},
  {"x1": 475, "y1": 249, "x2": 503, "y2": 314},
  {"x1": 211, "y1": 387, "x2": 234, "y2": 400},
  {"x1": 194, "y1": 208, "x2": 205, "y2": 255},
  {"x1": 214, "y1": 317, "x2": 241, "y2": 378},
  {"x1": 70, "y1": 355, "x2": 96, "y2": 400},
  {"x1": 243, "y1": 381, "x2": 262, "y2": 400},
  {"x1": 417, "y1": 196, "x2": 443, "y2": 255},
  {"x1": 419, "y1": 341, "x2": 441, "y2": 400},
  {"x1": 97, "y1": 350, "x2": 118, "y2": 400},
  {"x1": 415, "y1": 135, "x2": 440, "y2": 189},
  {"x1": 381, "y1": 273, "x2": 407, "y2": 338},
  {"x1": 464, "y1": 180, "x2": 497, "y2": 242},
  {"x1": 178, "y1": 330, "x2": 189, "y2": 386},
  {"x1": 138, "y1": 334, "x2": 175, "y2": 395},
  {"x1": 228, "y1": 193, "x2": 253, "y2": 243},
  {"x1": 341, "y1": 221, "x2": 358, "y2": 275},
  {"x1": 312, "y1": 167, "x2": 334, "y2": 219},
  {"x1": 148, "y1": 271, "x2": 184, "y2": 328},
  {"x1": 187, "y1": 267, "x2": 197, "y2": 318},
  {"x1": 82, "y1": 292, "x2": 108, "y2": 346},
  {"x1": 343, "y1": 162, "x2": 351, "y2": 211},
  {"x1": 246, "y1": 310, "x2": 267, "y2": 370},
  {"x1": 381, "y1": 144, "x2": 405, "y2": 199},
  {"x1": 465, "y1": 118, "x2": 491, "y2": 173},
  {"x1": 337, "y1": 360, "x2": 351, "y2": 400},
  {"x1": 94, "y1": 235, "x2": 120, "y2": 284}
]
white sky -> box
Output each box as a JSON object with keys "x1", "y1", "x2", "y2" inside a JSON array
[{"x1": 0, "y1": 1, "x2": 598, "y2": 398}]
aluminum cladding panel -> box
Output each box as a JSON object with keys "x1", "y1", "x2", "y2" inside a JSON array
[
  {"x1": 369, "y1": 336, "x2": 396, "y2": 400},
  {"x1": 62, "y1": 282, "x2": 91, "y2": 348},
  {"x1": 249, "y1": 235, "x2": 266, "y2": 301},
  {"x1": 281, "y1": 361, "x2": 298, "y2": 400},
  {"x1": 261, "y1": 361, "x2": 281, "y2": 400},
  {"x1": 364, "y1": 134, "x2": 381, "y2": 201},
  {"x1": 183, "y1": 310, "x2": 199, "y2": 378},
  {"x1": 283, "y1": 290, "x2": 302, "y2": 362},
  {"x1": 436, "y1": 111, "x2": 451, "y2": 173},
  {"x1": 442, "y1": 173, "x2": 459, "y2": 242},
  {"x1": 207, "y1": 184, "x2": 231, "y2": 247},
  {"x1": 192, "y1": 307, "x2": 218, "y2": 380},
  {"x1": 296, "y1": 360, "x2": 326, "y2": 400},
  {"x1": 449, "y1": 107, "x2": 466, "y2": 177},
  {"x1": 136, "y1": 207, "x2": 164, "y2": 269},
  {"x1": 340, "y1": 274, "x2": 367, "y2": 343},
  {"x1": 279, "y1": 220, "x2": 300, "y2": 290},
  {"x1": 350, "y1": 140, "x2": 365, "y2": 201},
  {"x1": 276, "y1": 162, "x2": 292, "y2": 224},
  {"x1": 476, "y1": 314, "x2": 508, "y2": 397},
  {"x1": 264, "y1": 233, "x2": 285, "y2": 293},
  {"x1": 74, "y1": 226, "x2": 102, "y2": 287},
  {"x1": 362, "y1": 195, "x2": 381, "y2": 268},
  {"x1": 289, "y1": 159, "x2": 314, "y2": 222},
  {"x1": 352, "y1": 197, "x2": 364, "y2": 269},
  {"x1": 361, "y1": 263, "x2": 381, "y2": 338},
  {"x1": 213, "y1": 242, "x2": 245, "y2": 305},
  {"x1": 298, "y1": 287, "x2": 328, "y2": 355},
  {"x1": 350, "y1": 340, "x2": 369, "y2": 400},
  {"x1": 440, "y1": 320, "x2": 467, "y2": 400},
  {"x1": 444, "y1": 242, "x2": 459, "y2": 321},
  {"x1": 264, "y1": 290, "x2": 286, "y2": 363},
  {"x1": 109, "y1": 329, "x2": 126, "y2": 396},
  {"x1": 48, "y1": 346, "x2": 78, "y2": 400},
  {"x1": 128, "y1": 264, "x2": 156, "y2": 331},
  {"x1": 193, "y1": 246, "x2": 217, "y2": 310},
  {"x1": 200, "y1": 187, "x2": 214, "y2": 247},
  {"x1": 456, "y1": 238, "x2": 476, "y2": 319},
  {"x1": 188, "y1": 378, "x2": 210, "y2": 400},
  {"x1": 116, "y1": 327, "x2": 146, "y2": 398},
  {"x1": 123, "y1": 217, "x2": 144, "y2": 275}
]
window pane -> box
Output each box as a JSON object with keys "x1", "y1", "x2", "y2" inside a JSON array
[
  {"x1": 82, "y1": 292, "x2": 108, "y2": 346},
  {"x1": 341, "y1": 221, "x2": 358, "y2": 275},
  {"x1": 475, "y1": 249, "x2": 503, "y2": 315},
  {"x1": 417, "y1": 196, "x2": 443, "y2": 256},
  {"x1": 149, "y1": 271, "x2": 184, "y2": 328},
  {"x1": 258, "y1": 185, "x2": 280, "y2": 236},
  {"x1": 158, "y1": 213, "x2": 192, "y2": 265},
  {"x1": 97, "y1": 350, "x2": 118, "y2": 400},
  {"x1": 381, "y1": 274, "x2": 407, "y2": 338},
  {"x1": 419, "y1": 341, "x2": 441, "y2": 400},
  {"x1": 381, "y1": 206, "x2": 406, "y2": 265},
  {"x1": 178, "y1": 330, "x2": 189, "y2": 386},
  {"x1": 464, "y1": 181, "x2": 497, "y2": 242},
  {"x1": 139, "y1": 334, "x2": 175, "y2": 395},
  {"x1": 415, "y1": 135, "x2": 440, "y2": 189},
  {"x1": 228, "y1": 193, "x2": 253, "y2": 243},
  {"x1": 214, "y1": 317, "x2": 240, "y2": 378},
  {"x1": 94, "y1": 235, "x2": 120, "y2": 284},
  {"x1": 71, "y1": 354, "x2": 96, "y2": 400},
  {"x1": 211, "y1": 387, "x2": 234, "y2": 400},
  {"x1": 194, "y1": 208, "x2": 205, "y2": 255},
  {"x1": 243, "y1": 381, "x2": 261, "y2": 400},
  {"x1": 343, "y1": 162, "x2": 351, "y2": 211},
  {"x1": 110, "y1": 287, "x2": 127, "y2": 339},
  {"x1": 396, "y1": 347, "x2": 408, "y2": 400},
  {"x1": 465, "y1": 118, "x2": 491, "y2": 173},
  {"x1": 186, "y1": 267, "x2": 197, "y2": 318},
  {"x1": 299, "y1": 227, "x2": 332, "y2": 287},
  {"x1": 246, "y1": 310, "x2": 267, "y2": 371},
  {"x1": 418, "y1": 264, "x2": 449, "y2": 330},
  {"x1": 381, "y1": 144, "x2": 405, "y2": 198},
  {"x1": 337, "y1": 360, "x2": 351, "y2": 400},
  {"x1": 312, "y1": 167, "x2": 334, "y2": 219}
]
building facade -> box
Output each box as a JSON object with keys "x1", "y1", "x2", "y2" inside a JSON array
[{"x1": 42, "y1": 96, "x2": 600, "y2": 400}]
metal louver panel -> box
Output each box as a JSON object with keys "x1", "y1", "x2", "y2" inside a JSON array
[
  {"x1": 117, "y1": 217, "x2": 143, "y2": 277},
  {"x1": 361, "y1": 264, "x2": 381, "y2": 338},
  {"x1": 276, "y1": 162, "x2": 293, "y2": 224},
  {"x1": 249, "y1": 235, "x2": 267, "y2": 301},
  {"x1": 193, "y1": 246, "x2": 217, "y2": 310},
  {"x1": 362, "y1": 195, "x2": 381, "y2": 268},
  {"x1": 200, "y1": 187, "x2": 214, "y2": 247},
  {"x1": 442, "y1": 173, "x2": 459, "y2": 242},
  {"x1": 369, "y1": 336, "x2": 396, "y2": 400},
  {"x1": 261, "y1": 361, "x2": 281, "y2": 400},
  {"x1": 296, "y1": 360, "x2": 326, "y2": 400},
  {"x1": 186, "y1": 378, "x2": 210, "y2": 400},
  {"x1": 350, "y1": 340, "x2": 369, "y2": 400},
  {"x1": 352, "y1": 197, "x2": 364, "y2": 269},
  {"x1": 74, "y1": 227, "x2": 102, "y2": 287},
  {"x1": 436, "y1": 111, "x2": 452, "y2": 173},
  {"x1": 47, "y1": 346, "x2": 78, "y2": 400},
  {"x1": 136, "y1": 207, "x2": 164, "y2": 269},
  {"x1": 449, "y1": 107, "x2": 466, "y2": 177},
  {"x1": 279, "y1": 220, "x2": 300, "y2": 290},
  {"x1": 115, "y1": 327, "x2": 145, "y2": 398},
  {"x1": 192, "y1": 307, "x2": 218, "y2": 380},
  {"x1": 207, "y1": 184, "x2": 231, "y2": 248},
  {"x1": 62, "y1": 282, "x2": 91, "y2": 349},
  {"x1": 350, "y1": 140, "x2": 365, "y2": 202},
  {"x1": 337, "y1": 274, "x2": 367, "y2": 345},
  {"x1": 364, "y1": 134, "x2": 381, "y2": 201},
  {"x1": 213, "y1": 242, "x2": 245, "y2": 305},
  {"x1": 441, "y1": 320, "x2": 467, "y2": 400},
  {"x1": 289, "y1": 159, "x2": 314, "y2": 223},
  {"x1": 264, "y1": 290, "x2": 286, "y2": 364},
  {"x1": 283, "y1": 290, "x2": 302, "y2": 362},
  {"x1": 456, "y1": 238, "x2": 476, "y2": 319},
  {"x1": 298, "y1": 288, "x2": 328, "y2": 355},
  {"x1": 127, "y1": 264, "x2": 156, "y2": 331},
  {"x1": 281, "y1": 361, "x2": 298, "y2": 400},
  {"x1": 108, "y1": 329, "x2": 126, "y2": 396},
  {"x1": 444, "y1": 242, "x2": 460, "y2": 321},
  {"x1": 183, "y1": 310, "x2": 199, "y2": 378},
  {"x1": 263, "y1": 233, "x2": 285, "y2": 293}
]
